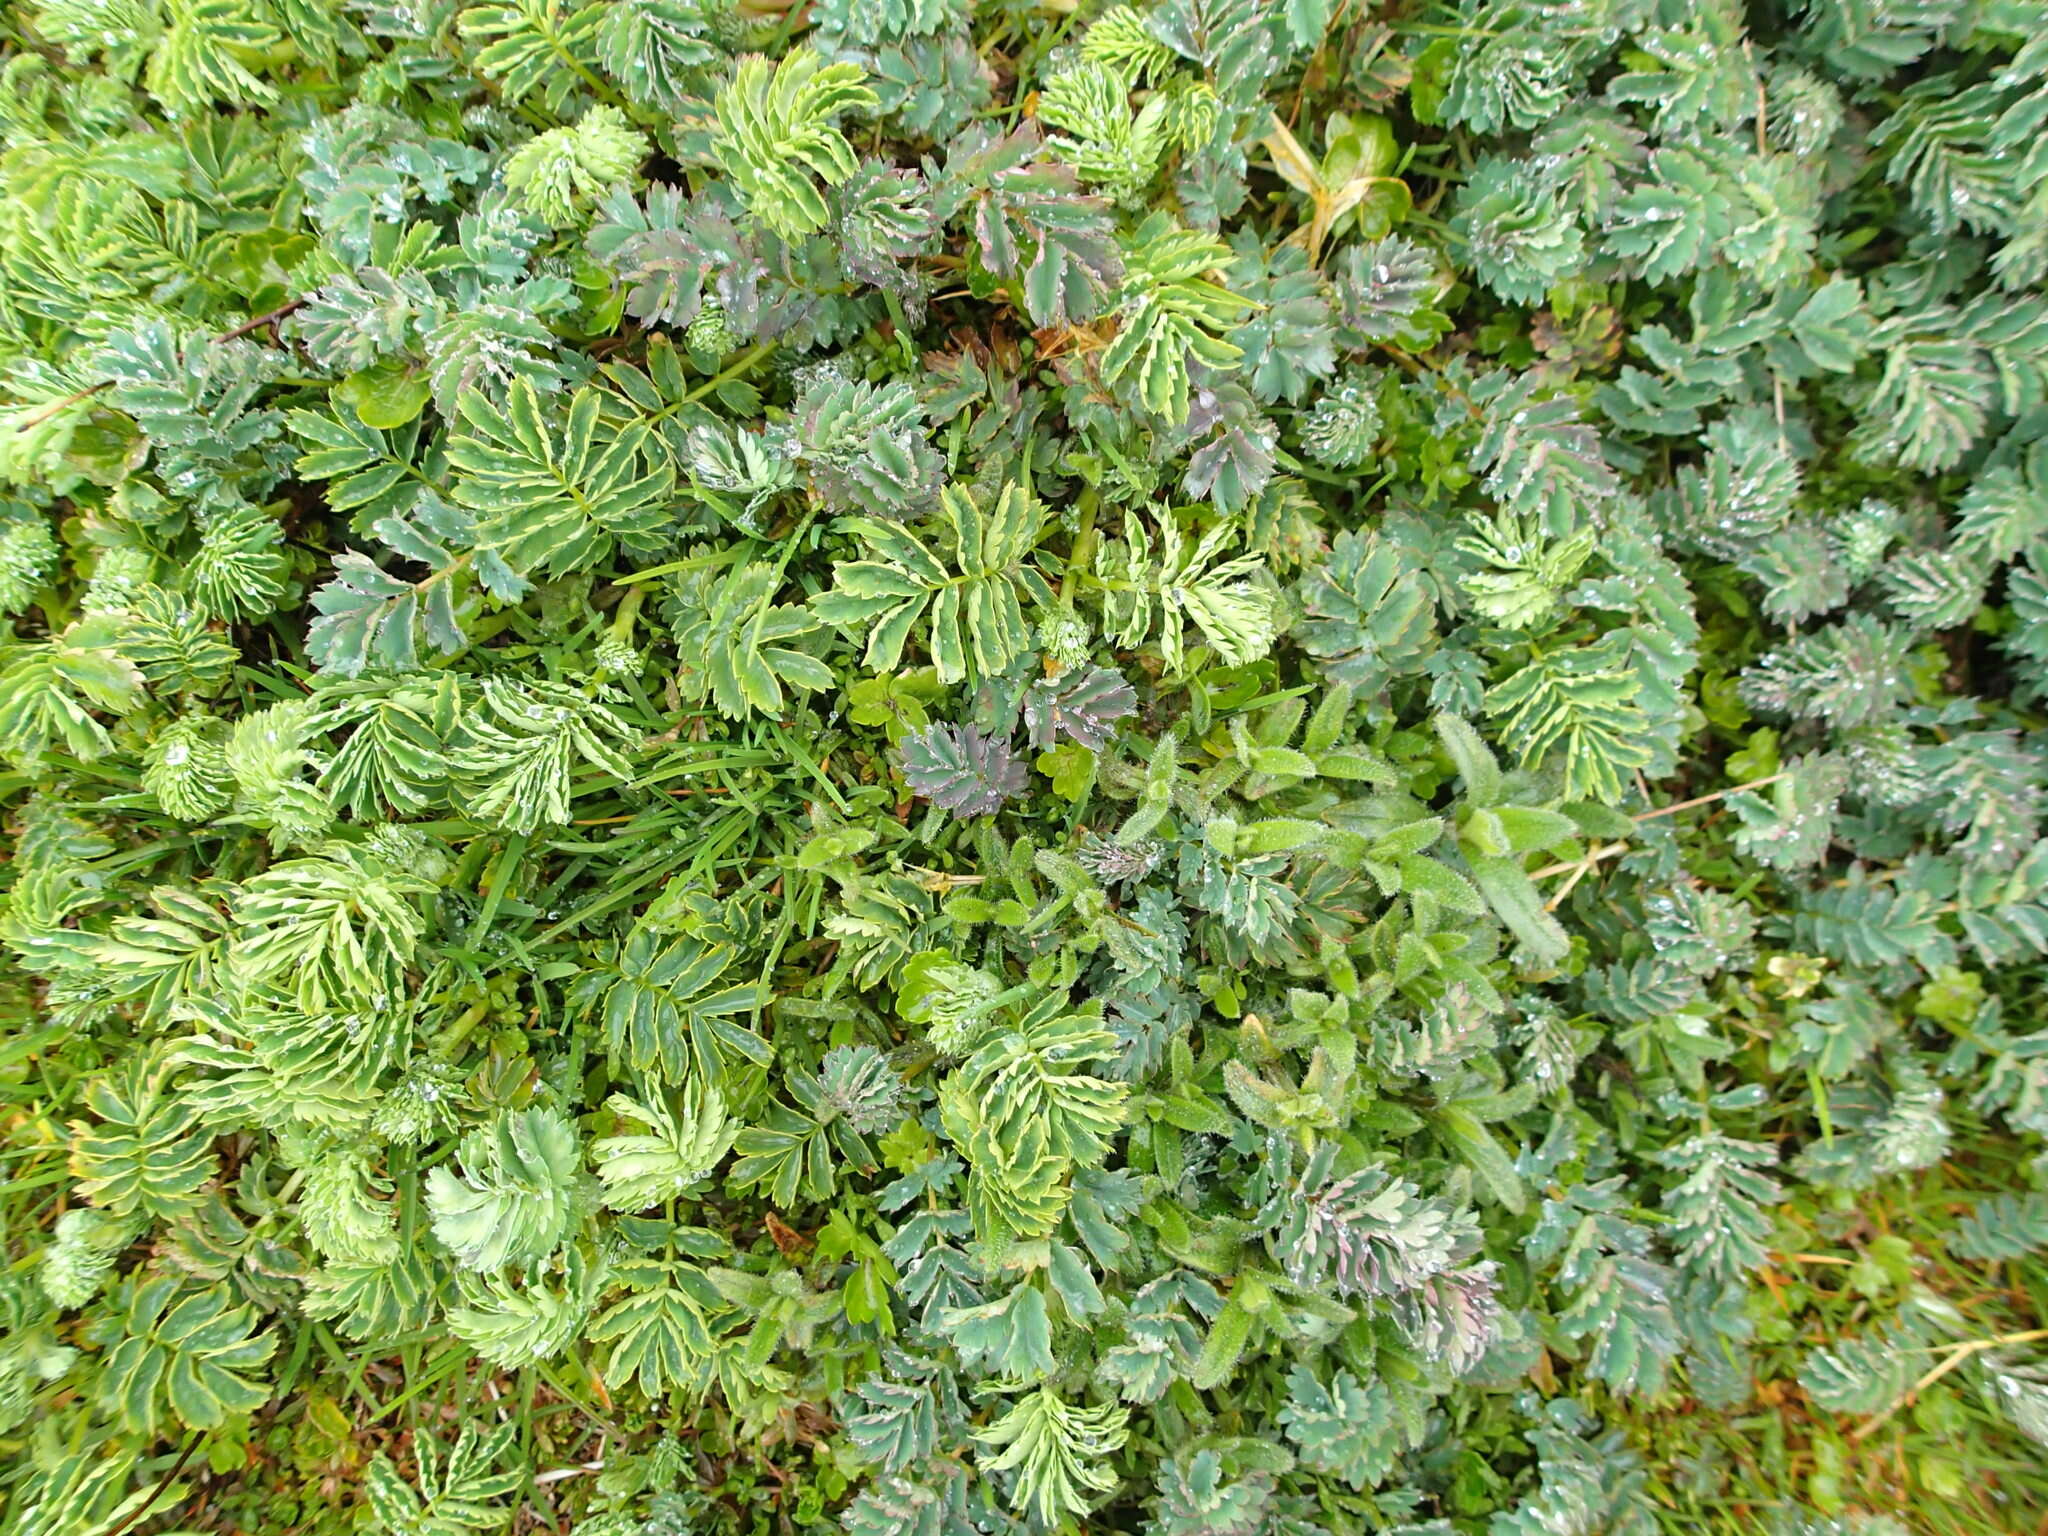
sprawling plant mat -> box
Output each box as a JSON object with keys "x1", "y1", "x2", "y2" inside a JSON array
[{"x1": 1, "y1": 0, "x2": 2046, "y2": 1532}]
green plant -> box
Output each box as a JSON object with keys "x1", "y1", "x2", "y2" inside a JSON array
[{"x1": 4, "y1": 3, "x2": 2048, "y2": 1535}]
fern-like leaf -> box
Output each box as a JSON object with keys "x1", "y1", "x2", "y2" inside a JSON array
[{"x1": 713, "y1": 51, "x2": 878, "y2": 239}]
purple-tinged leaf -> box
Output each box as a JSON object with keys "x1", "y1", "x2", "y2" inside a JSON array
[
  {"x1": 899, "y1": 723, "x2": 1027, "y2": 817},
  {"x1": 1023, "y1": 667, "x2": 1138, "y2": 750}
]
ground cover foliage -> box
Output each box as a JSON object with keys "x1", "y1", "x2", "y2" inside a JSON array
[{"x1": 2, "y1": 0, "x2": 2048, "y2": 1532}]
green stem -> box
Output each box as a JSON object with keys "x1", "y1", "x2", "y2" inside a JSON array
[
  {"x1": 881, "y1": 289, "x2": 919, "y2": 373},
  {"x1": 434, "y1": 1001, "x2": 490, "y2": 1062},
  {"x1": 766, "y1": 505, "x2": 819, "y2": 576},
  {"x1": 1059, "y1": 490, "x2": 1099, "y2": 607},
  {"x1": 685, "y1": 342, "x2": 778, "y2": 406},
  {"x1": 547, "y1": 35, "x2": 628, "y2": 112},
  {"x1": 609, "y1": 584, "x2": 648, "y2": 643}
]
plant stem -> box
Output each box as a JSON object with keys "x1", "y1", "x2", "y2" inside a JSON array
[
  {"x1": 685, "y1": 342, "x2": 778, "y2": 405},
  {"x1": 1851, "y1": 1329, "x2": 2048, "y2": 1440},
  {"x1": 1530, "y1": 772, "x2": 1793, "y2": 881},
  {"x1": 1060, "y1": 490, "x2": 1098, "y2": 606}
]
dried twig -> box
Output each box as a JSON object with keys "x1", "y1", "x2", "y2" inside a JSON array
[
  {"x1": 212, "y1": 298, "x2": 307, "y2": 344},
  {"x1": 105, "y1": 1435, "x2": 203, "y2": 1536},
  {"x1": 1531, "y1": 772, "x2": 1792, "y2": 888},
  {"x1": 12, "y1": 299, "x2": 308, "y2": 438},
  {"x1": 1850, "y1": 1328, "x2": 2048, "y2": 1440},
  {"x1": 10, "y1": 380, "x2": 110, "y2": 433}
]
